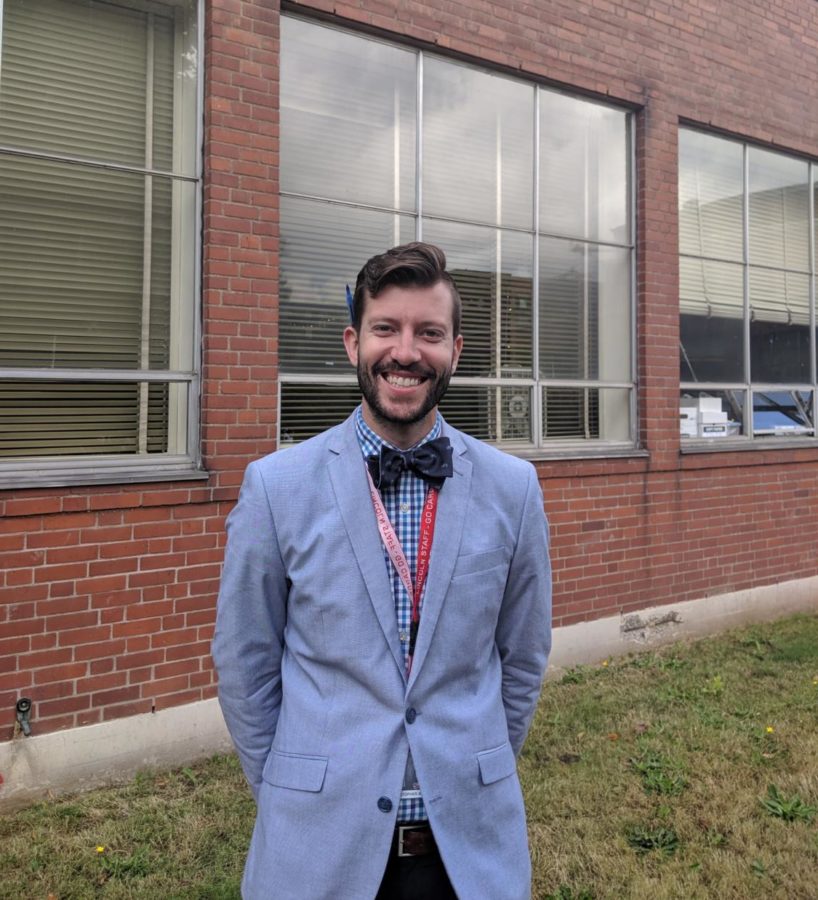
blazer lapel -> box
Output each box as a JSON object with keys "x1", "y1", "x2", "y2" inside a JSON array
[
  {"x1": 327, "y1": 417, "x2": 406, "y2": 680},
  {"x1": 407, "y1": 425, "x2": 472, "y2": 691}
]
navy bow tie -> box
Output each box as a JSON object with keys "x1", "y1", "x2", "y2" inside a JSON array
[{"x1": 367, "y1": 437, "x2": 454, "y2": 490}]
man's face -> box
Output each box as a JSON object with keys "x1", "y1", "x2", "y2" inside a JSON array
[{"x1": 343, "y1": 281, "x2": 463, "y2": 448}]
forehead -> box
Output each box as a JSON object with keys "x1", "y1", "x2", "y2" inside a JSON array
[{"x1": 362, "y1": 281, "x2": 455, "y2": 325}]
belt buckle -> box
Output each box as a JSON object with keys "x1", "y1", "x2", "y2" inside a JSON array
[{"x1": 397, "y1": 824, "x2": 418, "y2": 858}]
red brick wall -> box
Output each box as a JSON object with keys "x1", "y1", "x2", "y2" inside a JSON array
[{"x1": 3, "y1": 0, "x2": 818, "y2": 740}]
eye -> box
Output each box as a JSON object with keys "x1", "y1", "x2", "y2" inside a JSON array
[
  {"x1": 371, "y1": 323, "x2": 394, "y2": 334},
  {"x1": 422, "y1": 328, "x2": 445, "y2": 341}
]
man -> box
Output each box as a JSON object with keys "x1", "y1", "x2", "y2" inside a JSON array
[{"x1": 212, "y1": 242, "x2": 551, "y2": 900}]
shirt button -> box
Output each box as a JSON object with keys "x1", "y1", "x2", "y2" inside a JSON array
[
  {"x1": 406, "y1": 708, "x2": 417, "y2": 724},
  {"x1": 399, "y1": 502, "x2": 410, "y2": 513},
  {"x1": 377, "y1": 796, "x2": 393, "y2": 812},
  {"x1": 399, "y1": 631, "x2": 409, "y2": 643}
]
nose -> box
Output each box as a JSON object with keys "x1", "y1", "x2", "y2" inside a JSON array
[{"x1": 390, "y1": 328, "x2": 421, "y2": 367}]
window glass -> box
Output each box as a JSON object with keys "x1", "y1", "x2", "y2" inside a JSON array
[
  {"x1": 678, "y1": 130, "x2": 743, "y2": 262},
  {"x1": 440, "y1": 384, "x2": 532, "y2": 445},
  {"x1": 281, "y1": 17, "x2": 416, "y2": 211},
  {"x1": 542, "y1": 386, "x2": 630, "y2": 442},
  {"x1": 423, "y1": 59, "x2": 533, "y2": 229},
  {"x1": 749, "y1": 268, "x2": 810, "y2": 383},
  {"x1": 679, "y1": 257, "x2": 744, "y2": 382},
  {"x1": 540, "y1": 90, "x2": 629, "y2": 245},
  {"x1": 748, "y1": 147, "x2": 809, "y2": 271},
  {"x1": 421, "y1": 219, "x2": 533, "y2": 378},
  {"x1": 539, "y1": 238, "x2": 630, "y2": 382},
  {"x1": 0, "y1": 0, "x2": 199, "y2": 472},
  {"x1": 752, "y1": 390, "x2": 813, "y2": 436}
]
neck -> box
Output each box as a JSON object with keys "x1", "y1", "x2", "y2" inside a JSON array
[{"x1": 361, "y1": 403, "x2": 436, "y2": 450}]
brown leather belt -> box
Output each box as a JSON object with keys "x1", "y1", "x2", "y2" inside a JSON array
[{"x1": 393, "y1": 823, "x2": 438, "y2": 858}]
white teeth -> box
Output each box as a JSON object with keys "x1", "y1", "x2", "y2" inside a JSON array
[{"x1": 385, "y1": 374, "x2": 422, "y2": 387}]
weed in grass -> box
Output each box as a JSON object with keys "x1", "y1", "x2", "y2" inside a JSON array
[
  {"x1": 560, "y1": 666, "x2": 590, "y2": 685},
  {"x1": 98, "y1": 845, "x2": 152, "y2": 880},
  {"x1": 760, "y1": 784, "x2": 816, "y2": 822},
  {"x1": 543, "y1": 886, "x2": 596, "y2": 900},
  {"x1": 701, "y1": 673, "x2": 725, "y2": 696},
  {"x1": 624, "y1": 823, "x2": 680, "y2": 855},
  {"x1": 629, "y1": 750, "x2": 687, "y2": 796}
]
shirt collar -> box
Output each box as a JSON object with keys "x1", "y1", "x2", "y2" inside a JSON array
[{"x1": 354, "y1": 405, "x2": 442, "y2": 459}]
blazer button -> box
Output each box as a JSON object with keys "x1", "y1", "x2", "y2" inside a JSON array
[
  {"x1": 405, "y1": 708, "x2": 417, "y2": 724},
  {"x1": 377, "y1": 797, "x2": 393, "y2": 813}
]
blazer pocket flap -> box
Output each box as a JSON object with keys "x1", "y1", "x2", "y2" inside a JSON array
[
  {"x1": 477, "y1": 741, "x2": 516, "y2": 785},
  {"x1": 263, "y1": 750, "x2": 328, "y2": 792},
  {"x1": 453, "y1": 547, "x2": 508, "y2": 579}
]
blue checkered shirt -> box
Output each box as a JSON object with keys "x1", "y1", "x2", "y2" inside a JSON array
[{"x1": 355, "y1": 405, "x2": 441, "y2": 823}]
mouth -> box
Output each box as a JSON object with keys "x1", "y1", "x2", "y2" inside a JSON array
[{"x1": 382, "y1": 373, "x2": 425, "y2": 388}]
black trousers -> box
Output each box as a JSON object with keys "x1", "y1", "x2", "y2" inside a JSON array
[{"x1": 375, "y1": 849, "x2": 458, "y2": 900}]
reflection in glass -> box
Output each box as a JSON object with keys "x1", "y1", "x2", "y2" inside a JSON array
[
  {"x1": 542, "y1": 386, "x2": 630, "y2": 441},
  {"x1": 749, "y1": 268, "x2": 810, "y2": 383},
  {"x1": 423, "y1": 58, "x2": 533, "y2": 228},
  {"x1": 679, "y1": 257, "x2": 743, "y2": 382},
  {"x1": 748, "y1": 147, "x2": 809, "y2": 270},
  {"x1": 280, "y1": 197, "x2": 414, "y2": 373},
  {"x1": 540, "y1": 90, "x2": 629, "y2": 245},
  {"x1": 441, "y1": 384, "x2": 532, "y2": 445},
  {"x1": 281, "y1": 17, "x2": 416, "y2": 210},
  {"x1": 422, "y1": 220, "x2": 533, "y2": 378},
  {"x1": 752, "y1": 390, "x2": 813, "y2": 436},
  {"x1": 678, "y1": 131, "x2": 743, "y2": 262},
  {"x1": 539, "y1": 238, "x2": 630, "y2": 382}
]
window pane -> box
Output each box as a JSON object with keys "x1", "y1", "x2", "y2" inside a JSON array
[
  {"x1": 539, "y1": 238, "x2": 630, "y2": 381},
  {"x1": 542, "y1": 386, "x2": 630, "y2": 441},
  {"x1": 280, "y1": 18, "x2": 416, "y2": 211},
  {"x1": 0, "y1": 0, "x2": 191, "y2": 172},
  {"x1": 423, "y1": 58, "x2": 533, "y2": 228},
  {"x1": 0, "y1": 380, "x2": 184, "y2": 456},
  {"x1": 279, "y1": 196, "x2": 415, "y2": 374},
  {"x1": 440, "y1": 384, "x2": 533, "y2": 445},
  {"x1": 422, "y1": 220, "x2": 533, "y2": 377},
  {"x1": 749, "y1": 268, "x2": 810, "y2": 383},
  {"x1": 679, "y1": 389, "x2": 744, "y2": 439},
  {"x1": 752, "y1": 390, "x2": 813, "y2": 436},
  {"x1": 0, "y1": 156, "x2": 193, "y2": 370},
  {"x1": 540, "y1": 90, "x2": 629, "y2": 245},
  {"x1": 679, "y1": 257, "x2": 744, "y2": 382},
  {"x1": 678, "y1": 130, "x2": 743, "y2": 261},
  {"x1": 748, "y1": 147, "x2": 809, "y2": 270},
  {"x1": 280, "y1": 383, "x2": 361, "y2": 444}
]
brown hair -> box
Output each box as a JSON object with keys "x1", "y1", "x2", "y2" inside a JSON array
[{"x1": 352, "y1": 242, "x2": 461, "y2": 336}]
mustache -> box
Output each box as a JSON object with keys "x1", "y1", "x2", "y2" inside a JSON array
[{"x1": 372, "y1": 362, "x2": 434, "y2": 379}]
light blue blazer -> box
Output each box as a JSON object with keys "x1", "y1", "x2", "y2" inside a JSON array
[{"x1": 212, "y1": 414, "x2": 551, "y2": 900}]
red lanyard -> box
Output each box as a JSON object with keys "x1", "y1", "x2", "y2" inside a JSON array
[{"x1": 366, "y1": 467, "x2": 439, "y2": 675}]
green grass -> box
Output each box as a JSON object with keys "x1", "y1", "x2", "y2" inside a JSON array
[{"x1": 1, "y1": 614, "x2": 817, "y2": 899}]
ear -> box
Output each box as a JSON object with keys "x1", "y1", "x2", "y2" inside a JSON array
[
  {"x1": 343, "y1": 325, "x2": 359, "y2": 367},
  {"x1": 451, "y1": 334, "x2": 464, "y2": 374}
]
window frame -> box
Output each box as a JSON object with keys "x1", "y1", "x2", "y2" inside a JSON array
[
  {"x1": 278, "y1": 15, "x2": 638, "y2": 458},
  {"x1": 0, "y1": 0, "x2": 205, "y2": 489},
  {"x1": 679, "y1": 125, "x2": 818, "y2": 451}
]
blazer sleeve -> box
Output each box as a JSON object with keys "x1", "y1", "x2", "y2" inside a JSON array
[
  {"x1": 495, "y1": 464, "x2": 552, "y2": 756},
  {"x1": 212, "y1": 460, "x2": 288, "y2": 800}
]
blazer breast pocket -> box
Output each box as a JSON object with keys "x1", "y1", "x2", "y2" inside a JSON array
[
  {"x1": 262, "y1": 749, "x2": 328, "y2": 792},
  {"x1": 451, "y1": 546, "x2": 509, "y2": 581},
  {"x1": 476, "y1": 741, "x2": 517, "y2": 785}
]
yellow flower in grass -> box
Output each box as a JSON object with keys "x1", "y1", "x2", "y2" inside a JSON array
[
  {"x1": 96, "y1": 846, "x2": 105, "y2": 854},
  {"x1": 601, "y1": 660, "x2": 609, "y2": 668},
  {"x1": 765, "y1": 726, "x2": 775, "y2": 734}
]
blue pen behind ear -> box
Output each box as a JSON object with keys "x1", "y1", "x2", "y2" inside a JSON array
[{"x1": 345, "y1": 285, "x2": 354, "y2": 324}]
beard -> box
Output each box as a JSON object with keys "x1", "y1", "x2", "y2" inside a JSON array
[{"x1": 356, "y1": 359, "x2": 453, "y2": 432}]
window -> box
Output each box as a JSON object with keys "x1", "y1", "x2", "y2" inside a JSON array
[
  {"x1": 679, "y1": 129, "x2": 817, "y2": 441},
  {"x1": 0, "y1": 0, "x2": 201, "y2": 485},
  {"x1": 279, "y1": 17, "x2": 634, "y2": 452}
]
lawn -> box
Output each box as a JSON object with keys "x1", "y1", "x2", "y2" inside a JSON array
[{"x1": 1, "y1": 613, "x2": 817, "y2": 899}]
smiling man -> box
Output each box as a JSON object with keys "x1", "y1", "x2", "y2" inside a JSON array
[{"x1": 213, "y1": 242, "x2": 552, "y2": 900}]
